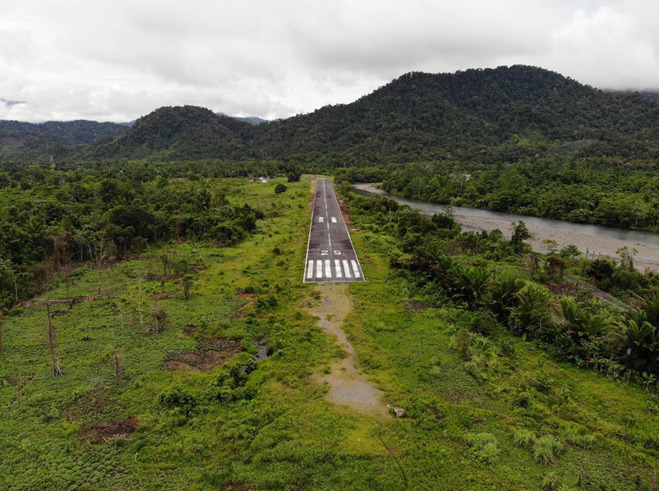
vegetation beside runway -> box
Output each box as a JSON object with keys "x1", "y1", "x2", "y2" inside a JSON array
[{"x1": 0, "y1": 173, "x2": 656, "y2": 489}]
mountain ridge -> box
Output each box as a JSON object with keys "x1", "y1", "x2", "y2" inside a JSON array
[{"x1": 4, "y1": 65, "x2": 659, "y2": 163}]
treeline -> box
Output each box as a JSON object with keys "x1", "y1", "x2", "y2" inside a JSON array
[
  {"x1": 366, "y1": 159, "x2": 659, "y2": 232},
  {"x1": 341, "y1": 189, "x2": 659, "y2": 384},
  {"x1": 0, "y1": 162, "x2": 269, "y2": 311}
]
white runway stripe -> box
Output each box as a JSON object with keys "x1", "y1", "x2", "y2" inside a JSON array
[
  {"x1": 331, "y1": 217, "x2": 337, "y2": 223},
  {"x1": 316, "y1": 260, "x2": 323, "y2": 278},
  {"x1": 324, "y1": 260, "x2": 332, "y2": 278},
  {"x1": 343, "y1": 260, "x2": 351, "y2": 278},
  {"x1": 306, "y1": 261, "x2": 314, "y2": 279},
  {"x1": 334, "y1": 260, "x2": 342, "y2": 278},
  {"x1": 351, "y1": 260, "x2": 361, "y2": 278}
]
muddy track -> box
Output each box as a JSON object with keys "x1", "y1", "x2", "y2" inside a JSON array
[{"x1": 310, "y1": 283, "x2": 387, "y2": 417}]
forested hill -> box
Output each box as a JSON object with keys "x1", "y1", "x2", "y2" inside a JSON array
[
  {"x1": 89, "y1": 106, "x2": 255, "y2": 161},
  {"x1": 253, "y1": 65, "x2": 659, "y2": 163},
  {"x1": 5, "y1": 65, "x2": 659, "y2": 163},
  {"x1": 0, "y1": 120, "x2": 128, "y2": 162}
]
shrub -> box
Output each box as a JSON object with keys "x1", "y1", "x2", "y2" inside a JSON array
[
  {"x1": 513, "y1": 429, "x2": 536, "y2": 448},
  {"x1": 533, "y1": 435, "x2": 563, "y2": 465},
  {"x1": 489, "y1": 272, "x2": 524, "y2": 323},
  {"x1": 159, "y1": 386, "x2": 197, "y2": 417},
  {"x1": 466, "y1": 432, "x2": 500, "y2": 465},
  {"x1": 541, "y1": 472, "x2": 558, "y2": 490},
  {"x1": 565, "y1": 430, "x2": 595, "y2": 449},
  {"x1": 256, "y1": 294, "x2": 278, "y2": 309},
  {"x1": 274, "y1": 183, "x2": 287, "y2": 194}
]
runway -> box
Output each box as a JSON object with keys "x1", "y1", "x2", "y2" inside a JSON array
[{"x1": 303, "y1": 178, "x2": 365, "y2": 283}]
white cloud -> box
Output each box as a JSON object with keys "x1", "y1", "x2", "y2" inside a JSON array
[{"x1": 0, "y1": 0, "x2": 658, "y2": 122}]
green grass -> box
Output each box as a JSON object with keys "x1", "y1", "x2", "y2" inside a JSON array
[{"x1": 0, "y1": 177, "x2": 657, "y2": 490}]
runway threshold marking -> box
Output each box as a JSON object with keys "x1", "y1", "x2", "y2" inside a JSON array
[{"x1": 343, "y1": 260, "x2": 351, "y2": 278}]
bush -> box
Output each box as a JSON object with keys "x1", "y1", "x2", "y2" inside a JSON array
[
  {"x1": 159, "y1": 386, "x2": 197, "y2": 417},
  {"x1": 466, "y1": 432, "x2": 500, "y2": 465},
  {"x1": 256, "y1": 294, "x2": 278, "y2": 309},
  {"x1": 274, "y1": 183, "x2": 287, "y2": 194},
  {"x1": 513, "y1": 429, "x2": 536, "y2": 448},
  {"x1": 533, "y1": 435, "x2": 563, "y2": 465}
]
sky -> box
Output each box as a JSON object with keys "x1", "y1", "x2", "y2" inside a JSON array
[{"x1": 1, "y1": 0, "x2": 659, "y2": 123}]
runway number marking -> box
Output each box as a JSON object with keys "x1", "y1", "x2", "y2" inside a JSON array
[
  {"x1": 331, "y1": 217, "x2": 337, "y2": 223},
  {"x1": 318, "y1": 217, "x2": 324, "y2": 223}
]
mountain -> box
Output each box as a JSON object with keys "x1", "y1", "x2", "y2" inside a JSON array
[
  {"x1": 216, "y1": 113, "x2": 270, "y2": 125},
  {"x1": 4, "y1": 65, "x2": 659, "y2": 163},
  {"x1": 252, "y1": 65, "x2": 659, "y2": 162},
  {"x1": 89, "y1": 106, "x2": 255, "y2": 160},
  {"x1": 0, "y1": 119, "x2": 129, "y2": 161}
]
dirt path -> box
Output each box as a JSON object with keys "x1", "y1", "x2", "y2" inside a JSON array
[{"x1": 310, "y1": 283, "x2": 387, "y2": 417}]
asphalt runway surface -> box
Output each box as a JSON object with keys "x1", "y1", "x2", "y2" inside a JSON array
[{"x1": 304, "y1": 178, "x2": 366, "y2": 283}]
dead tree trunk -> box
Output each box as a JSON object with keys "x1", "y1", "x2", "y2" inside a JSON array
[
  {"x1": 46, "y1": 302, "x2": 62, "y2": 376},
  {"x1": 112, "y1": 349, "x2": 121, "y2": 383}
]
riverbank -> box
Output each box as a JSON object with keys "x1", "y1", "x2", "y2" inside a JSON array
[{"x1": 354, "y1": 183, "x2": 659, "y2": 273}]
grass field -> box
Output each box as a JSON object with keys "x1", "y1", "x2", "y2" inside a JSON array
[{"x1": 0, "y1": 177, "x2": 657, "y2": 490}]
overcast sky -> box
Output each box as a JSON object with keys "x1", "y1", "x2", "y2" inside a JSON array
[{"x1": 2, "y1": 0, "x2": 659, "y2": 123}]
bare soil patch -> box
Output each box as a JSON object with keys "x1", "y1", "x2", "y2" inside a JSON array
[
  {"x1": 152, "y1": 291, "x2": 174, "y2": 300},
  {"x1": 407, "y1": 301, "x2": 428, "y2": 312},
  {"x1": 236, "y1": 291, "x2": 258, "y2": 300},
  {"x1": 166, "y1": 337, "x2": 242, "y2": 371},
  {"x1": 65, "y1": 388, "x2": 123, "y2": 424},
  {"x1": 545, "y1": 283, "x2": 582, "y2": 296},
  {"x1": 183, "y1": 324, "x2": 199, "y2": 335},
  {"x1": 79, "y1": 418, "x2": 137, "y2": 444},
  {"x1": 336, "y1": 194, "x2": 355, "y2": 230}
]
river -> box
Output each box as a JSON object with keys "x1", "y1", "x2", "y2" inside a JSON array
[{"x1": 353, "y1": 183, "x2": 659, "y2": 272}]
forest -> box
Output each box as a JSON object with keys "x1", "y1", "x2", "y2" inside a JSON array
[{"x1": 0, "y1": 163, "x2": 266, "y2": 312}]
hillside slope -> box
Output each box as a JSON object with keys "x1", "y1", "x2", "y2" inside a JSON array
[
  {"x1": 254, "y1": 65, "x2": 659, "y2": 161},
  {"x1": 89, "y1": 106, "x2": 255, "y2": 160},
  {"x1": 0, "y1": 120, "x2": 128, "y2": 161}
]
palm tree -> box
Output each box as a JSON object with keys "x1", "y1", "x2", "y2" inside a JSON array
[
  {"x1": 489, "y1": 272, "x2": 524, "y2": 323},
  {"x1": 449, "y1": 264, "x2": 490, "y2": 310}
]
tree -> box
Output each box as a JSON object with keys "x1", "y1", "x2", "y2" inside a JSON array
[
  {"x1": 449, "y1": 264, "x2": 491, "y2": 310},
  {"x1": 274, "y1": 183, "x2": 287, "y2": 194},
  {"x1": 616, "y1": 246, "x2": 638, "y2": 272},
  {"x1": 510, "y1": 221, "x2": 532, "y2": 254},
  {"x1": 542, "y1": 239, "x2": 559, "y2": 255}
]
